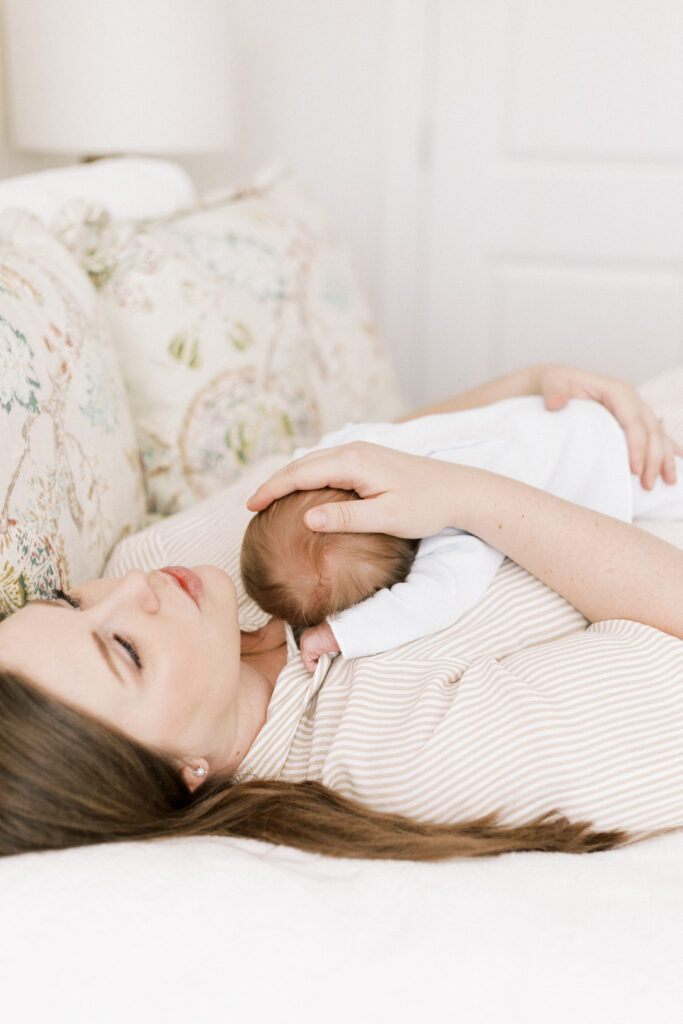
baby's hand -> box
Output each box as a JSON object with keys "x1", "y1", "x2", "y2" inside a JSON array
[{"x1": 299, "y1": 621, "x2": 340, "y2": 674}]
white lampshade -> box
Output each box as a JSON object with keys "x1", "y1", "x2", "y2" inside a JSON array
[{"x1": 2, "y1": 0, "x2": 237, "y2": 155}]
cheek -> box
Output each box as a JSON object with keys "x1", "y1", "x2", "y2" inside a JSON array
[
  {"x1": 76, "y1": 576, "x2": 121, "y2": 601},
  {"x1": 198, "y1": 568, "x2": 241, "y2": 660},
  {"x1": 175, "y1": 630, "x2": 228, "y2": 721},
  {"x1": 197, "y1": 564, "x2": 238, "y2": 617},
  {"x1": 137, "y1": 664, "x2": 203, "y2": 752}
]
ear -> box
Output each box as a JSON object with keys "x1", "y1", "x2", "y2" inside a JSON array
[{"x1": 179, "y1": 758, "x2": 210, "y2": 792}]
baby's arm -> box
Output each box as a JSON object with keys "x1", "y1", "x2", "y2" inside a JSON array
[{"x1": 326, "y1": 531, "x2": 505, "y2": 660}]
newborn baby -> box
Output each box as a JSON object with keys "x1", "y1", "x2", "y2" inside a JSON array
[{"x1": 241, "y1": 397, "x2": 683, "y2": 672}]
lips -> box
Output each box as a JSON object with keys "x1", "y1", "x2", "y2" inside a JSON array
[{"x1": 160, "y1": 566, "x2": 204, "y2": 608}]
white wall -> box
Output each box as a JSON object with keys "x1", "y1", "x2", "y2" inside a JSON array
[{"x1": 183, "y1": 1, "x2": 393, "y2": 314}]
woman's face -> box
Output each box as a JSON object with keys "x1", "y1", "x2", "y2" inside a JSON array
[{"x1": 0, "y1": 566, "x2": 244, "y2": 776}]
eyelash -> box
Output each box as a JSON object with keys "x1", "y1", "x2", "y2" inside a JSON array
[
  {"x1": 53, "y1": 588, "x2": 144, "y2": 670},
  {"x1": 113, "y1": 635, "x2": 143, "y2": 670},
  {"x1": 54, "y1": 587, "x2": 79, "y2": 609}
]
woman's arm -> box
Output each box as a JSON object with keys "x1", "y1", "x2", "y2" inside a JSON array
[
  {"x1": 394, "y1": 365, "x2": 541, "y2": 420},
  {"x1": 248, "y1": 443, "x2": 683, "y2": 641},
  {"x1": 397, "y1": 363, "x2": 679, "y2": 488},
  {"x1": 450, "y1": 465, "x2": 683, "y2": 640}
]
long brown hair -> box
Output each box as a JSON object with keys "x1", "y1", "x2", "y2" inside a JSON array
[{"x1": 0, "y1": 668, "x2": 637, "y2": 860}]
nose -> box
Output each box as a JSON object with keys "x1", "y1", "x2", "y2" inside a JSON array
[{"x1": 100, "y1": 569, "x2": 161, "y2": 615}]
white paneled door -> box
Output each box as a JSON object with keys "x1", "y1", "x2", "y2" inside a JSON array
[{"x1": 380, "y1": 0, "x2": 683, "y2": 405}]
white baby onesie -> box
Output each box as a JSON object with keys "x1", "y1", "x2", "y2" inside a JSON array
[{"x1": 295, "y1": 397, "x2": 683, "y2": 659}]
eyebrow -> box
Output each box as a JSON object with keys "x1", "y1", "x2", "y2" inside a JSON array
[
  {"x1": 91, "y1": 631, "x2": 126, "y2": 686},
  {"x1": 28, "y1": 599, "x2": 126, "y2": 686}
]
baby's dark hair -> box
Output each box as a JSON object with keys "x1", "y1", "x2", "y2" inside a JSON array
[{"x1": 240, "y1": 488, "x2": 419, "y2": 629}]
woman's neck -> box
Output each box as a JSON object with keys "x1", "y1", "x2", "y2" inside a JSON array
[
  {"x1": 227, "y1": 619, "x2": 288, "y2": 769},
  {"x1": 240, "y1": 617, "x2": 287, "y2": 661}
]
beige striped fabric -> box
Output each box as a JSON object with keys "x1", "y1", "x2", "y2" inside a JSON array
[{"x1": 105, "y1": 460, "x2": 683, "y2": 838}]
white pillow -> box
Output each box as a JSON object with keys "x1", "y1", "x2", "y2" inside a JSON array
[{"x1": 0, "y1": 157, "x2": 197, "y2": 222}]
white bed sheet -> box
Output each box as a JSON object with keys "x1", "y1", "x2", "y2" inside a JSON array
[{"x1": 1, "y1": 829, "x2": 682, "y2": 1023}]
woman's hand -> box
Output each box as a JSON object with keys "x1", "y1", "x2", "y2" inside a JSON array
[
  {"x1": 398, "y1": 362, "x2": 679, "y2": 489},
  {"x1": 536, "y1": 365, "x2": 679, "y2": 489},
  {"x1": 248, "y1": 442, "x2": 459, "y2": 537}
]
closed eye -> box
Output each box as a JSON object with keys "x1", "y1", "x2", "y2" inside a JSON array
[
  {"x1": 54, "y1": 588, "x2": 143, "y2": 671},
  {"x1": 114, "y1": 635, "x2": 143, "y2": 670}
]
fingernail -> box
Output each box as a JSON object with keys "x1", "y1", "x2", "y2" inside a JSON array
[{"x1": 307, "y1": 508, "x2": 327, "y2": 529}]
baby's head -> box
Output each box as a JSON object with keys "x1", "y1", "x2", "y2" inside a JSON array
[{"x1": 241, "y1": 488, "x2": 419, "y2": 629}]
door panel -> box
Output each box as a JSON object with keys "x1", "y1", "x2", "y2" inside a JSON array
[{"x1": 383, "y1": 0, "x2": 683, "y2": 403}]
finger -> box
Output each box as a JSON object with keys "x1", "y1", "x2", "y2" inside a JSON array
[
  {"x1": 662, "y1": 439, "x2": 677, "y2": 485},
  {"x1": 299, "y1": 630, "x2": 317, "y2": 673},
  {"x1": 603, "y1": 390, "x2": 670, "y2": 480},
  {"x1": 654, "y1": 432, "x2": 678, "y2": 484},
  {"x1": 621, "y1": 419, "x2": 648, "y2": 478},
  {"x1": 301, "y1": 649, "x2": 318, "y2": 674},
  {"x1": 246, "y1": 451, "x2": 327, "y2": 510},
  {"x1": 543, "y1": 392, "x2": 569, "y2": 411},
  {"x1": 641, "y1": 429, "x2": 665, "y2": 490},
  {"x1": 304, "y1": 497, "x2": 383, "y2": 534},
  {"x1": 247, "y1": 446, "x2": 363, "y2": 510}
]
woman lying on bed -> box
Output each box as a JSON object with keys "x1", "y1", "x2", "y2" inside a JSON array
[{"x1": 1, "y1": 365, "x2": 682, "y2": 860}]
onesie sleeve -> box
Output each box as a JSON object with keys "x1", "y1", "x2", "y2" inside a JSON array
[{"x1": 328, "y1": 530, "x2": 505, "y2": 659}]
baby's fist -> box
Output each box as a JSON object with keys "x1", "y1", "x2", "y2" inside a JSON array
[{"x1": 299, "y1": 621, "x2": 340, "y2": 674}]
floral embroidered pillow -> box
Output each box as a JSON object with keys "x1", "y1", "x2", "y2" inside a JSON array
[
  {"x1": 54, "y1": 166, "x2": 404, "y2": 515},
  {"x1": 0, "y1": 210, "x2": 145, "y2": 614}
]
